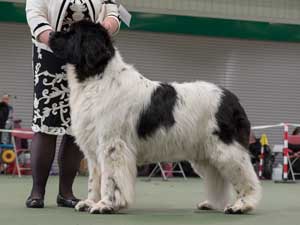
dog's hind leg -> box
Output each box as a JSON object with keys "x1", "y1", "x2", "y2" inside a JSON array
[
  {"x1": 89, "y1": 139, "x2": 137, "y2": 214},
  {"x1": 75, "y1": 156, "x2": 101, "y2": 212},
  {"x1": 191, "y1": 161, "x2": 231, "y2": 211},
  {"x1": 209, "y1": 142, "x2": 261, "y2": 214}
]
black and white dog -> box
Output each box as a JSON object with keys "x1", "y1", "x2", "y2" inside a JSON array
[{"x1": 49, "y1": 20, "x2": 261, "y2": 214}]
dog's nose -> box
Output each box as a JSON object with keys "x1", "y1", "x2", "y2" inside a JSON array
[{"x1": 49, "y1": 31, "x2": 56, "y2": 39}]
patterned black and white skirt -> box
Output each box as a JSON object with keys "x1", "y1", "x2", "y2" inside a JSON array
[{"x1": 32, "y1": 44, "x2": 71, "y2": 135}]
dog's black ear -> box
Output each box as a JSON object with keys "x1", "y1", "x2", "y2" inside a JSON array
[
  {"x1": 82, "y1": 29, "x2": 114, "y2": 70},
  {"x1": 49, "y1": 31, "x2": 69, "y2": 60},
  {"x1": 49, "y1": 31, "x2": 81, "y2": 65},
  {"x1": 83, "y1": 37, "x2": 112, "y2": 69},
  {"x1": 65, "y1": 31, "x2": 82, "y2": 65}
]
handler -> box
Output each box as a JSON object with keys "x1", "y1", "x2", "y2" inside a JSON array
[{"x1": 25, "y1": 0, "x2": 120, "y2": 208}]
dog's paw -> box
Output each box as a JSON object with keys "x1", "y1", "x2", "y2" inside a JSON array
[
  {"x1": 224, "y1": 205, "x2": 243, "y2": 214},
  {"x1": 224, "y1": 199, "x2": 253, "y2": 214},
  {"x1": 89, "y1": 201, "x2": 115, "y2": 214},
  {"x1": 75, "y1": 199, "x2": 95, "y2": 212},
  {"x1": 197, "y1": 201, "x2": 214, "y2": 210}
]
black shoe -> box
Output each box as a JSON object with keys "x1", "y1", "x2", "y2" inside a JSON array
[
  {"x1": 56, "y1": 194, "x2": 80, "y2": 208},
  {"x1": 26, "y1": 196, "x2": 44, "y2": 208}
]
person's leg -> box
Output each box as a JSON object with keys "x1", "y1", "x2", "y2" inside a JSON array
[
  {"x1": 58, "y1": 134, "x2": 83, "y2": 201},
  {"x1": 27, "y1": 132, "x2": 57, "y2": 207}
]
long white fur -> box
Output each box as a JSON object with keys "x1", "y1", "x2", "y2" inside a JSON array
[{"x1": 69, "y1": 50, "x2": 261, "y2": 214}]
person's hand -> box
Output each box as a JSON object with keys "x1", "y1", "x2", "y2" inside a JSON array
[
  {"x1": 102, "y1": 17, "x2": 119, "y2": 35},
  {"x1": 37, "y1": 29, "x2": 53, "y2": 46}
]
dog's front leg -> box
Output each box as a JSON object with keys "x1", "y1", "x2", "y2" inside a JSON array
[
  {"x1": 89, "y1": 139, "x2": 137, "y2": 214},
  {"x1": 75, "y1": 157, "x2": 101, "y2": 212}
]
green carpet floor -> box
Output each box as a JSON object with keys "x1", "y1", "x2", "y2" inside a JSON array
[{"x1": 0, "y1": 176, "x2": 299, "y2": 225}]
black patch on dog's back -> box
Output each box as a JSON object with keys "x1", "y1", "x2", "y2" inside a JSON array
[
  {"x1": 213, "y1": 88, "x2": 250, "y2": 149},
  {"x1": 137, "y1": 83, "x2": 177, "y2": 139}
]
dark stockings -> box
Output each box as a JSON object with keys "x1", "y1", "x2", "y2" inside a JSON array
[
  {"x1": 29, "y1": 133, "x2": 83, "y2": 200},
  {"x1": 30, "y1": 133, "x2": 57, "y2": 199},
  {"x1": 58, "y1": 135, "x2": 83, "y2": 198}
]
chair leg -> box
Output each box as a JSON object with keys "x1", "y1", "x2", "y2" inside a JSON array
[
  {"x1": 148, "y1": 162, "x2": 188, "y2": 181},
  {"x1": 177, "y1": 162, "x2": 187, "y2": 180},
  {"x1": 291, "y1": 157, "x2": 300, "y2": 180},
  {"x1": 158, "y1": 162, "x2": 168, "y2": 181},
  {"x1": 147, "y1": 164, "x2": 159, "y2": 181},
  {"x1": 147, "y1": 163, "x2": 168, "y2": 181},
  {"x1": 12, "y1": 138, "x2": 21, "y2": 178},
  {"x1": 288, "y1": 157, "x2": 295, "y2": 181}
]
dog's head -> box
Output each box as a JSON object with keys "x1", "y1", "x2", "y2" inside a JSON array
[{"x1": 49, "y1": 20, "x2": 115, "y2": 81}]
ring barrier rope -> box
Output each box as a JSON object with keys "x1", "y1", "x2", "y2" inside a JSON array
[
  {"x1": 0, "y1": 129, "x2": 34, "y2": 134},
  {"x1": 252, "y1": 123, "x2": 300, "y2": 130}
]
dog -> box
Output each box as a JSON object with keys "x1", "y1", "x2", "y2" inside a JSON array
[{"x1": 49, "y1": 20, "x2": 261, "y2": 214}]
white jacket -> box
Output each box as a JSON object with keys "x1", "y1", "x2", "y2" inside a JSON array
[{"x1": 26, "y1": 0, "x2": 120, "y2": 46}]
